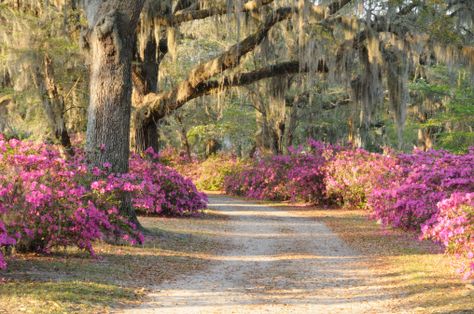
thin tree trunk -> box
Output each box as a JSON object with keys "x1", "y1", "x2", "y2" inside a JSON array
[
  {"x1": 132, "y1": 32, "x2": 166, "y2": 154},
  {"x1": 181, "y1": 128, "x2": 192, "y2": 161},
  {"x1": 285, "y1": 103, "x2": 299, "y2": 152},
  {"x1": 34, "y1": 54, "x2": 73, "y2": 155},
  {"x1": 418, "y1": 128, "x2": 433, "y2": 151},
  {"x1": 135, "y1": 119, "x2": 159, "y2": 154},
  {"x1": 254, "y1": 104, "x2": 272, "y2": 154},
  {"x1": 174, "y1": 115, "x2": 192, "y2": 160}
]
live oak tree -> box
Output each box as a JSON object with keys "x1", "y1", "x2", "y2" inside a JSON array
[
  {"x1": 130, "y1": 0, "x2": 474, "y2": 153},
  {"x1": 2, "y1": 0, "x2": 472, "y2": 152},
  {"x1": 79, "y1": 1, "x2": 145, "y2": 223},
  {"x1": 1, "y1": 0, "x2": 473, "y2": 224},
  {"x1": 80, "y1": 0, "x2": 354, "y2": 222},
  {"x1": 3, "y1": 0, "x2": 471, "y2": 157}
]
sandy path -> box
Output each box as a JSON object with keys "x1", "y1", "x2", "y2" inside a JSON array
[{"x1": 121, "y1": 194, "x2": 401, "y2": 313}]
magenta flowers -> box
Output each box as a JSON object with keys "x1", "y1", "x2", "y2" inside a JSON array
[
  {"x1": 224, "y1": 140, "x2": 338, "y2": 203},
  {"x1": 0, "y1": 136, "x2": 207, "y2": 269},
  {"x1": 223, "y1": 140, "x2": 474, "y2": 279}
]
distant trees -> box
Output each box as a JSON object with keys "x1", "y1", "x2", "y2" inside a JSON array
[
  {"x1": 0, "y1": 1, "x2": 87, "y2": 143},
  {"x1": 33, "y1": 55, "x2": 74, "y2": 155}
]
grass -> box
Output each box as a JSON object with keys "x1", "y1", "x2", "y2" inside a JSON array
[
  {"x1": 268, "y1": 202, "x2": 474, "y2": 313},
  {"x1": 0, "y1": 211, "x2": 227, "y2": 314}
]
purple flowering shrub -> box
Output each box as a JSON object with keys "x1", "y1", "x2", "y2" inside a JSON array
[
  {"x1": 421, "y1": 193, "x2": 474, "y2": 280},
  {"x1": 0, "y1": 137, "x2": 207, "y2": 269},
  {"x1": 225, "y1": 140, "x2": 336, "y2": 203},
  {"x1": 325, "y1": 149, "x2": 399, "y2": 209},
  {"x1": 158, "y1": 146, "x2": 196, "y2": 166},
  {"x1": 157, "y1": 147, "x2": 201, "y2": 182},
  {"x1": 368, "y1": 149, "x2": 474, "y2": 230},
  {"x1": 130, "y1": 148, "x2": 207, "y2": 216},
  {"x1": 223, "y1": 142, "x2": 474, "y2": 279},
  {"x1": 0, "y1": 221, "x2": 15, "y2": 269},
  {"x1": 224, "y1": 155, "x2": 295, "y2": 200},
  {"x1": 0, "y1": 135, "x2": 144, "y2": 269}
]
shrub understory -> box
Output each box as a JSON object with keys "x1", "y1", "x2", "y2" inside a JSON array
[
  {"x1": 223, "y1": 141, "x2": 474, "y2": 279},
  {"x1": 0, "y1": 136, "x2": 207, "y2": 269}
]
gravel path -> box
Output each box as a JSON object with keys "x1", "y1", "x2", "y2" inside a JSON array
[{"x1": 121, "y1": 194, "x2": 400, "y2": 313}]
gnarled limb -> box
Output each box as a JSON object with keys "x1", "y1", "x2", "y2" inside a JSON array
[
  {"x1": 158, "y1": 0, "x2": 275, "y2": 27},
  {"x1": 138, "y1": 0, "x2": 353, "y2": 123}
]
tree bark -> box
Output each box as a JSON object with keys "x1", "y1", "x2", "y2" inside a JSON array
[
  {"x1": 84, "y1": 0, "x2": 145, "y2": 223},
  {"x1": 175, "y1": 115, "x2": 192, "y2": 160},
  {"x1": 134, "y1": 118, "x2": 160, "y2": 154},
  {"x1": 285, "y1": 94, "x2": 303, "y2": 152},
  {"x1": 418, "y1": 128, "x2": 433, "y2": 151},
  {"x1": 85, "y1": 1, "x2": 144, "y2": 172},
  {"x1": 251, "y1": 93, "x2": 275, "y2": 155}
]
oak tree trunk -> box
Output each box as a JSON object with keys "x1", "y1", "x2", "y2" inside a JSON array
[
  {"x1": 86, "y1": 20, "x2": 133, "y2": 172},
  {"x1": 135, "y1": 119, "x2": 159, "y2": 154},
  {"x1": 84, "y1": 1, "x2": 145, "y2": 223}
]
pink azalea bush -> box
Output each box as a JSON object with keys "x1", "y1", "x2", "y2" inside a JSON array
[
  {"x1": 158, "y1": 147, "x2": 202, "y2": 184},
  {"x1": 0, "y1": 221, "x2": 15, "y2": 269},
  {"x1": 325, "y1": 149, "x2": 399, "y2": 209},
  {"x1": 223, "y1": 142, "x2": 474, "y2": 279},
  {"x1": 421, "y1": 192, "x2": 474, "y2": 280},
  {"x1": 368, "y1": 149, "x2": 474, "y2": 230},
  {"x1": 0, "y1": 136, "x2": 207, "y2": 269},
  {"x1": 130, "y1": 148, "x2": 207, "y2": 216},
  {"x1": 224, "y1": 140, "x2": 337, "y2": 203},
  {"x1": 158, "y1": 146, "x2": 196, "y2": 166},
  {"x1": 0, "y1": 135, "x2": 143, "y2": 269},
  {"x1": 224, "y1": 155, "x2": 296, "y2": 200}
]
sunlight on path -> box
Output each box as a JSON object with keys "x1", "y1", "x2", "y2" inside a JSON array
[{"x1": 119, "y1": 195, "x2": 401, "y2": 314}]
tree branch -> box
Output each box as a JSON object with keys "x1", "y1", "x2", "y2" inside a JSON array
[
  {"x1": 138, "y1": 0, "x2": 353, "y2": 122},
  {"x1": 157, "y1": 0, "x2": 275, "y2": 27},
  {"x1": 196, "y1": 60, "x2": 328, "y2": 96},
  {"x1": 140, "y1": 60, "x2": 327, "y2": 120}
]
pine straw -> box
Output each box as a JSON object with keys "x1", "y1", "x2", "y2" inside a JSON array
[{"x1": 0, "y1": 212, "x2": 227, "y2": 314}]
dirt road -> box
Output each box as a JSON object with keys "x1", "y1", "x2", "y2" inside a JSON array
[{"x1": 122, "y1": 194, "x2": 400, "y2": 313}]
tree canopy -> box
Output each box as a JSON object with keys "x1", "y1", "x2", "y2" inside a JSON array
[{"x1": 0, "y1": 0, "x2": 472, "y2": 157}]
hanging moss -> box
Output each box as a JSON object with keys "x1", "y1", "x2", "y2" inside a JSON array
[{"x1": 384, "y1": 44, "x2": 409, "y2": 149}]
